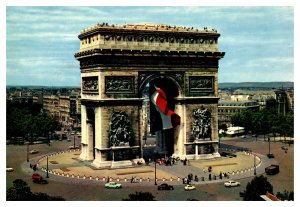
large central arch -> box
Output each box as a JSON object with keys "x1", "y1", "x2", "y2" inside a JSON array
[
  {"x1": 140, "y1": 75, "x2": 181, "y2": 157},
  {"x1": 75, "y1": 23, "x2": 225, "y2": 168}
]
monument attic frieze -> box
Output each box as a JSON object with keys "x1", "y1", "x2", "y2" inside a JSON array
[{"x1": 75, "y1": 23, "x2": 223, "y2": 56}]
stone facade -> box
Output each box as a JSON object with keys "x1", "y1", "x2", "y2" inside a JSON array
[{"x1": 75, "y1": 23, "x2": 225, "y2": 167}]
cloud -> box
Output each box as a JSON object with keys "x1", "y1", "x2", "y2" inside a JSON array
[
  {"x1": 6, "y1": 6, "x2": 294, "y2": 86},
  {"x1": 7, "y1": 31, "x2": 77, "y2": 41}
]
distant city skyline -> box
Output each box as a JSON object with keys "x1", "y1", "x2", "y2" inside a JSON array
[{"x1": 6, "y1": 6, "x2": 294, "y2": 86}]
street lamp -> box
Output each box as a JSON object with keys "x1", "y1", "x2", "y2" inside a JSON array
[
  {"x1": 268, "y1": 137, "x2": 271, "y2": 155},
  {"x1": 46, "y1": 156, "x2": 49, "y2": 178},
  {"x1": 154, "y1": 161, "x2": 157, "y2": 185},
  {"x1": 27, "y1": 143, "x2": 29, "y2": 162},
  {"x1": 73, "y1": 134, "x2": 76, "y2": 148},
  {"x1": 253, "y1": 153, "x2": 257, "y2": 176}
]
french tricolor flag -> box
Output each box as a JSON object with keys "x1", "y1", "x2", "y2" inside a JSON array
[{"x1": 151, "y1": 86, "x2": 181, "y2": 130}]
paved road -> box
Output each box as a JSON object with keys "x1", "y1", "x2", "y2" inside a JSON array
[{"x1": 6, "y1": 137, "x2": 294, "y2": 201}]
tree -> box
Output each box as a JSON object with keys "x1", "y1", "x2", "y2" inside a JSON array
[
  {"x1": 122, "y1": 191, "x2": 155, "y2": 201},
  {"x1": 6, "y1": 101, "x2": 61, "y2": 141},
  {"x1": 7, "y1": 179, "x2": 33, "y2": 201},
  {"x1": 243, "y1": 175, "x2": 273, "y2": 201},
  {"x1": 7, "y1": 179, "x2": 65, "y2": 201},
  {"x1": 230, "y1": 112, "x2": 242, "y2": 127},
  {"x1": 32, "y1": 192, "x2": 65, "y2": 201},
  {"x1": 230, "y1": 108, "x2": 294, "y2": 142},
  {"x1": 276, "y1": 190, "x2": 294, "y2": 201}
]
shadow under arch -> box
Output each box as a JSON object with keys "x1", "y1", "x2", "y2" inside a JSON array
[
  {"x1": 139, "y1": 74, "x2": 182, "y2": 157},
  {"x1": 139, "y1": 74, "x2": 183, "y2": 98}
]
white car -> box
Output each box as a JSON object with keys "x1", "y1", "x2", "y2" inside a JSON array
[
  {"x1": 224, "y1": 180, "x2": 240, "y2": 187},
  {"x1": 104, "y1": 182, "x2": 122, "y2": 189},
  {"x1": 30, "y1": 149, "x2": 39, "y2": 154},
  {"x1": 6, "y1": 167, "x2": 14, "y2": 172}
]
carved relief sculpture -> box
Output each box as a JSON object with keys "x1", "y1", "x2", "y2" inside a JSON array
[
  {"x1": 191, "y1": 107, "x2": 212, "y2": 140},
  {"x1": 189, "y1": 76, "x2": 213, "y2": 92},
  {"x1": 108, "y1": 111, "x2": 133, "y2": 147},
  {"x1": 105, "y1": 76, "x2": 134, "y2": 93},
  {"x1": 82, "y1": 76, "x2": 98, "y2": 93}
]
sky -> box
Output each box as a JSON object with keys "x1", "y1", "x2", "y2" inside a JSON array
[{"x1": 5, "y1": 6, "x2": 295, "y2": 87}]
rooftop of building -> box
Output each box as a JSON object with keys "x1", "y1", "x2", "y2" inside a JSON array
[
  {"x1": 218, "y1": 100, "x2": 259, "y2": 107},
  {"x1": 80, "y1": 22, "x2": 218, "y2": 36}
]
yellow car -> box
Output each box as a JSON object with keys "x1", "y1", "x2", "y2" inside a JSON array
[{"x1": 184, "y1": 184, "x2": 196, "y2": 191}]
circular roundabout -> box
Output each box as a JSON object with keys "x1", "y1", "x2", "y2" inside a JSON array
[{"x1": 30, "y1": 148, "x2": 273, "y2": 186}]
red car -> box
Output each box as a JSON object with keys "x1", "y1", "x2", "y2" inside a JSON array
[
  {"x1": 32, "y1": 173, "x2": 42, "y2": 181},
  {"x1": 154, "y1": 159, "x2": 165, "y2": 165}
]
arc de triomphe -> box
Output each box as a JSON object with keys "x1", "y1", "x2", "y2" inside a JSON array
[{"x1": 75, "y1": 23, "x2": 225, "y2": 168}]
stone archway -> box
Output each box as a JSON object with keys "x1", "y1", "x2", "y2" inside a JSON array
[{"x1": 75, "y1": 23, "x2": 225, "y2": 167}]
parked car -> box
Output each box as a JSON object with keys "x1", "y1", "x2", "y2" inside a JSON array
[
  {"x1": 33, "y1": 179, "x2": 48, "y2": 184},
  {"x1": 104, "y1": 182, "x2": 122, "y2": 189},
  {"x1": 32, "y1": 173, "x2": 43, "y2": 181},
  {"x1": 184, "y1": 185, "x2": 196, "y2": 191},
  {"x1": 30, "y1": 149, "x2": 39, "y2": 154},
  {"x1": 265, "y1": 164, "x2": 279, "y2": 175},
  {"x1": 40, "y1": 179, "x2": 48, "y2": 184},
  {"x1": 6, "y1": 167, "x2": 14, "y2": 172},
  {"x1": 224, "y1": 180, "x2": 240, "y2": 187},
  {"x1": 158, "y1": 183, "x2": 174, "y2": 190},
  {"x1": 281, "y1": 146, "x2": 288, "y2": 151}
]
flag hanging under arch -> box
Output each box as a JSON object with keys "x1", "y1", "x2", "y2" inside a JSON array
[{"x1": 150, "y1": 86, "x2": 181, "y2": 130}]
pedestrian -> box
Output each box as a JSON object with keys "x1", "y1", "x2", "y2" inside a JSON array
[
  {"x1": 219, "y1": 172, "x2": 222, "y2": 179},
  {"x1": 194, "y1": 175, "x2": 198, "y2": 182},
  {"x1": 131, "y1": 176, "x2": 134, "y2": 183}
]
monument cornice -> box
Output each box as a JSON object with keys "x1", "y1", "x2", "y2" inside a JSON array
[{"x1": 75, "y1": 48, "x2": 225, "y2": 59}]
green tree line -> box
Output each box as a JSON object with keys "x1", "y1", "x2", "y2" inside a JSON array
[
  {"x1": 6, "y1": 101, "x2": 61, "y2": 141},
  {"x1": 230, "y1": 108, "x2": 294, "y2": 140},
  {"x1": 243, "y1": 175, "x2": 293, "y2": 201},
  {"x1": 7, "y1": 179, "x2": 65, "y2": 201}
]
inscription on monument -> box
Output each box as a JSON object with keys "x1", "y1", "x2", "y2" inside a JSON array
[
  {"x1": 191, "y1": 107, "x2": 212, "y2": 140},
  {"x1": 189, "y1": 76, "x2": 214, "y2": 92},
  {"x1": 105, "y1": 76, "x2": 134, "y2": 94},
  {"x1": 82, "y1": 76, "x2": 99, "y2": 93}
]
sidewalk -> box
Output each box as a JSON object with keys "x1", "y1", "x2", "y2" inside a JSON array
[{"x1": 24, "y1": 149, "x2": 274, "y2": 186}]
